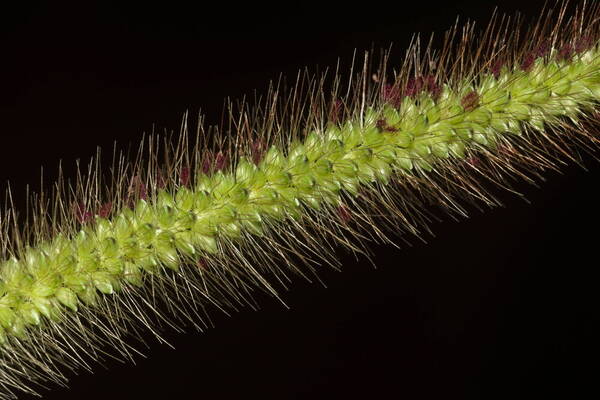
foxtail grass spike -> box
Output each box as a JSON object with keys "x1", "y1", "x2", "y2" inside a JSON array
[{"x1": 2, "y1": 1, "x2": 600, "y2": 397}]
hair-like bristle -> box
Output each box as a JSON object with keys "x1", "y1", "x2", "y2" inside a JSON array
[{"x1": 2, "y1": 1, "x2": 600, "y2": 398}]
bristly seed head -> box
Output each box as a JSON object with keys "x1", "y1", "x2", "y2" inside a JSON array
[{"x1": 2, "y1": 2, "x2": 600, "y2": 398}]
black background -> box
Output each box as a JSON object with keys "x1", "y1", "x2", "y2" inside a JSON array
[{"x1": 1, "y1": 1, "x2": 598, "y2": 399}]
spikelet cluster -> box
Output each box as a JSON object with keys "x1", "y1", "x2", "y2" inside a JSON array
[{"x1": 2, "y1": 1, "x2": 600, "y2": 398}]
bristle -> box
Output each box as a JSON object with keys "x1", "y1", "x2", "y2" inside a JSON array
[{"x1": 2, "y1": 1, "x2": 600, "y2": 398}]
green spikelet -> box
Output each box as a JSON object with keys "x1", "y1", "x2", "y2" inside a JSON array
[{"x1": 1, "y1": 1, "x2": 600, "y2": 398}]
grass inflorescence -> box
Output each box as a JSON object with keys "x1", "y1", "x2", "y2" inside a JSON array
[{"x1": 2, "y1": 1, "x2": 600, "y2": 398}]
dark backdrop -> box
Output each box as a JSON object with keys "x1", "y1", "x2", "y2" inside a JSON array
[{"x1": 1, "y1": 1, "x2": 598, "y2": 399}]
